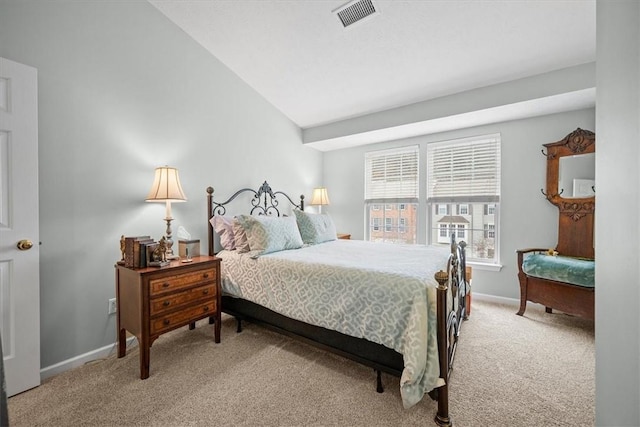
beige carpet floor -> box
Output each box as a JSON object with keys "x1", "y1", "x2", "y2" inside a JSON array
[{"x1": 7, "y1": 299, "x2": 594, "y2": 426}]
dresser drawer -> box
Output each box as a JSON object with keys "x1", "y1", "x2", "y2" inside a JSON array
[
  {"x1": 149, "y1": 268, "x2": 216, "y2": 296},
  {"x1": 151, "y1": 300, "x2": 216, "y2": 335},
  {"x1": 150, "y1": 284, "x2": 217, "y2": 316}
]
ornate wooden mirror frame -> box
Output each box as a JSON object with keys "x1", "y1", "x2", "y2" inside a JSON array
[{"x1": 542, "y1": 128, "x2": 595, "y2": 259}]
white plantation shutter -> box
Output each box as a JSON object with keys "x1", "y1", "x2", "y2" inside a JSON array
[
  {"x1": 365, "y1": 145, "x2": 419, "y2": 202},
  {"x1": 427, "y1": 135, "x2": 501, "y2": 203}
]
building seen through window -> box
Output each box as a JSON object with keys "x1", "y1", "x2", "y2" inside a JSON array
[
  {"x1": 430, "y1": 203, "x2": 497, "y2": 260},
  {"x1": 368, "y1": 203, "x2": 418, "y2": 244}
]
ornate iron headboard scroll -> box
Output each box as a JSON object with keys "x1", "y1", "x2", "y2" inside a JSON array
[{"x1": 206, "y1": 181, "x2": 305, "y2": 255}]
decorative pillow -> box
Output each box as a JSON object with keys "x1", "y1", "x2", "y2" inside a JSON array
[
  {"x1": 294, "y1": 210, "x2": 337, "y2": 244},
  {"x1": 232, "y1": 218, "x2": 251, "y2": 253},
  {"x1": 209, "y1": 216, "x2": 235, "y2": 250},
  {"x1": 235, "y1": 214, "x2": 303, "y2": 257}
]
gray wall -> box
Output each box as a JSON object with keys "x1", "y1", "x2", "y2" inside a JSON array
[
  {"x1": 595, "y1": 1, "x2": 640, "y2": 425},
  {"x1": 324, "y1": 108, "x2": 595, "y2": 300},
  {"x1": 0, "y1": 1, "x2": 322, "y2": 368}
]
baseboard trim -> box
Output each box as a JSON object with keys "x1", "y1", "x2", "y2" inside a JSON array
[
  {"x1": 472, "y1": 292, "x2": 519, "y2": 306},
  {"x1": 40, "y1": 337, "x2": 137, "y2": 380}
]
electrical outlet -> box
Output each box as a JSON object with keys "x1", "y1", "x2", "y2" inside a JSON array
[{"x1": 108, "y1": 298, "x2": 117, "y2": 315}]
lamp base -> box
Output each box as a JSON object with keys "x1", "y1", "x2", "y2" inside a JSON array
[{"x1": 164, "y1": 217, "x2": 179, "y2": 259}]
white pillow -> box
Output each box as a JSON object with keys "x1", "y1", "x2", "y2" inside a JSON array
[
  {"x1": 209, "y1": 216, "x2": 235, "y2": 250},
  {"x1": 293, "y1": 210, "x2": 337, "y2": 244},
  {"x1": 235, "y1": 215, "x2": 303, "y2": 257}
]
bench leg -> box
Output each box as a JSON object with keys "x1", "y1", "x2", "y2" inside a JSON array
[{"x1": 516, "y1": 273, "x2": 527, "y2": 316}]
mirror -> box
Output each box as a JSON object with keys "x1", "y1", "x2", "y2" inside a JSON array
[
  {"x1": 559, "y1": 153, "x2": 595, "y2": 198},
  {"x1": 543, "y1": 128, "x2": 595, "y2": 204}
]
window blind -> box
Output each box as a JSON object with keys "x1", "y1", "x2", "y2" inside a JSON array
[
  {"x1": 427, "y1": 135, "x2": 501, "y2": 203},
  {"x1": 365, "y1": 145, "x2": 419, "y2": 202}
]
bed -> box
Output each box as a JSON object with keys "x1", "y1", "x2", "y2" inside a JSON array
[{"x1": 206, "y1": 182, "x2": 468, "y2": 426}]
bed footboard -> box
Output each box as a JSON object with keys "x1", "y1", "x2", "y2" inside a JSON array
[{"x1": 432, "y1": 239, "x2": 467, "y2": 427}]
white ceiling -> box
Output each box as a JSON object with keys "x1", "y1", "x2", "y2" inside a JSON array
[{"x1": 149, "y1": 0, "x2": 596, "y2": 130}]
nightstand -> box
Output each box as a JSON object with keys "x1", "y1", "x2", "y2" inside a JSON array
[
  {"x1": 115, "y1": 255, "x2": 221, "y2": 379},
  {"x1": 337, "y1": 233, "x2": 351, "y2": 240}
]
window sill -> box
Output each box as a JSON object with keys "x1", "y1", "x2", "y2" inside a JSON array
[{"x1": 467, "y1": 261, "x2": 503, "y2": 272}]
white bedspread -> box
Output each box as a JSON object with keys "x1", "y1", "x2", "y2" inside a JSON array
[{"x1": 217, "y1": 239, "x2": 451, "y2": 408}]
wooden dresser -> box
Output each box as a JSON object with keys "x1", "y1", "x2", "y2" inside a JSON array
[{"x1": 115, "y1": 255, "x2": 221, "y2": 379}]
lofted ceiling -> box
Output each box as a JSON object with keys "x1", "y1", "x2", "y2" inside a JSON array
[{"x1": 149, "y1": 0, "x2": 596, "y2": 133}]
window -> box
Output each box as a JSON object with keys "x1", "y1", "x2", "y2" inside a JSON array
[
  {"x1": 457, "y1": 224, "x2": 466, "y2": 239},
  {"x1": 427, "y1": 134, "x2": 501, "y2": 263},
  {"x1": 484, "y1": 223, "x2": 495, "y2": 238},
  {"x1": 365, "y1": 145, "x2": 419, "y2": 244},
  {"x1": 363, "y1": 135, "x2": 501, "y2": 264}
]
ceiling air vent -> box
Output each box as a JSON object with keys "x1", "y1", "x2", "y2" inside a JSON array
[{"x1": 334, "y1": 0, "x2": 379, "y2": 28}]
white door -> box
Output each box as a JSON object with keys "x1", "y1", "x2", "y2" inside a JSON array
[{"x1": 0, "y1": 57, "x2": 40, "y2": 396}]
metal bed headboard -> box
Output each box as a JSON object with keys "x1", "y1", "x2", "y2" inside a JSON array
[{"x1": 206, "y1": 181, "x2": 305, "y2": 255}]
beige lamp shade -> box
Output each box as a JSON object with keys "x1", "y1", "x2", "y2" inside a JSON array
[
  {"x1": 310, "y1": 187, "x2": 330, "y2": 206},
  {"x1": 145, "y1": 166, "x2": 187, "y2": 203}
]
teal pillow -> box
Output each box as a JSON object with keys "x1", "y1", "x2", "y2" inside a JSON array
[
  {"x1": 294, "y1": 210, "x2": 337, "y2": 244},
  {"x1": 235, "y1": 215, "x2": 303, "y2": 257}
]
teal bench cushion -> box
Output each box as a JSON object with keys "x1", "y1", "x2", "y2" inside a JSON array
[{"x1": 522, "y1": 254, "x2": 595, "y2": 288}]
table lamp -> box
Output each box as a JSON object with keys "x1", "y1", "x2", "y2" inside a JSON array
[
  {"x1": 146, "y1": 166, "x2": 186, "y2": 259},
  {"x1": 310, "y1": 187, "x2": 330, "y2": 213}
]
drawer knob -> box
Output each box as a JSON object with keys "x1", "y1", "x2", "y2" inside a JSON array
[
  {"x1": 203, "y1": 306, "x2": 209, "y2": 312},
  {"x1": 163, "y1": 300, "x2": 171, "y2": 307},
  {"x1": 162, "y1": 282, "x2": 170, "y2": 288},
  {"x1": 163, "y1": 319, "x2": 170, "y2": 325},
  {"x1": 203, "y1": 289, "x2": 209, "y2": 295},
  {"x1": 202, "y1": 273, "x2": 209, "y2": 279}
]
